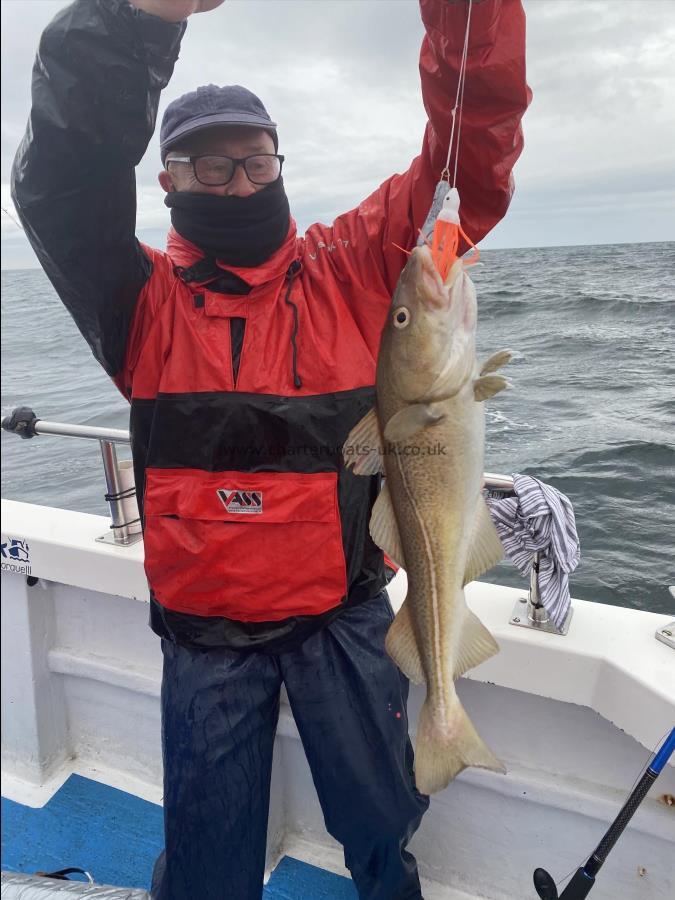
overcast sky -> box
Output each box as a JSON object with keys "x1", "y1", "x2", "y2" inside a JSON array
[{"x1": 1, "y1": 0, "x2": 674, "y2": 268}]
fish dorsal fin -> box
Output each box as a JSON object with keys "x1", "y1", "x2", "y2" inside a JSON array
[
  {"x1": 383, "y1": 403, "x2": 445, "y2": 443},
  {"x1": 369, "y1": 481, "x2": 406, "y2": 569},
  {"x1": 453, "y1": 608, "x2": 500, "y2": 679},
  {"x1": 463, "y1": 496, "x2": 503, "y2": 586},
  {"x1": 385, "y1": 600, "x2": 425, "y2": 685},
  {"x1": 473, "y1": 374, "x2": 510, "y2": 402},
  {"x1": 480, "y1": 348, "x2": 513, "y2": 376},
  {"x1": 343, "y1": 407, "x2": 384, "y2": 475}
]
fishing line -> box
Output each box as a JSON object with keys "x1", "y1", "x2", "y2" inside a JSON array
[
  {"x1": 417, "y1": 0, "x2": 479, "y2": 278},
  {"x1": 623, "y1": 727, "x2": 671, "y2": 795},
  {"x1": 2, "y1": 205, "x2": 24, "y2": 231},
  {"x1": 452, "y1": 8, "x2": 471, "y2": 189},
  {"x1": 443, "y1": 0, "x2": 474, "y2": 187}
]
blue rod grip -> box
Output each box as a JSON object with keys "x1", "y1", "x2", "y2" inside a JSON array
[{"x1": 649, "y1": 728, "x2": 675, "y2": 775}]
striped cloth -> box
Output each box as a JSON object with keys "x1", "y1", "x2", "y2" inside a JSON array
[{"x1": 486, "y1": 474, "x2": 580, "y2": 630}]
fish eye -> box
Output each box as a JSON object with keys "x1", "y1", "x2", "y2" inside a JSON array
[{"x1": 393, "y1": 307, "x2": 411, "y2": 329}]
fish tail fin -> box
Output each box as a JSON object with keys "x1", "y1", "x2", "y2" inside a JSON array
[{"x1": 414, "y1": 695, "x2": 506, "y2": 795}]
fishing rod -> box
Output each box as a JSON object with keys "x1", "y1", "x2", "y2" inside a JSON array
[{"x1": 533, "y1": 727, "x2": 675, "y2": 899}]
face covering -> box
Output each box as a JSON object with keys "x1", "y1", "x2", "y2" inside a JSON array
[{"x1": 164, "y1": 177, "x2": 291, "y2": 267}]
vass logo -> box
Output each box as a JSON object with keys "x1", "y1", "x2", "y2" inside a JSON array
[{"x1": 217, "y1": 488, "x2": 263, "y2": 515}]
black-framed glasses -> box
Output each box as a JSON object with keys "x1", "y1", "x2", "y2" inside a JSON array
[{"x1": 166, "y1": 153, "x2": 284, "y2": 186}]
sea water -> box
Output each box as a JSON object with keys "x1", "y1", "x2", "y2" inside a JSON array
[{"x1": 2, "y1": 241, "x2": 674, "y2": 614}]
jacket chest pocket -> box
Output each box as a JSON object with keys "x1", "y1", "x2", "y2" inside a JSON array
[
  {"x1": 143, "y1": 468, "x2": 347, "y2": 621},
  {"x1": 164, "y1": 291, "x2": 251, "y2": 393}
]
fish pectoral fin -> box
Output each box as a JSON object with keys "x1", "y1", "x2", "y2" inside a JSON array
[
  {"x1": 383, "y1": 403, "x2": 445, "y2": 443},
  {"x1": 385, "y1": 599, "x2": 425, "y2": 685},
  {"x1": 343, "y1": 406, "x2": 384, "y2": 475},
  {"x1": 453, "y1": 608, "x2": 500, "y2": 679},
  {"x1": 463, "y1": 496, "x2": 504, "y2": 586},
  {"x1": 473, "y1": 374, "x2": 510, "y2": 402},
  {"x1": 480, "y1": 348, "x2": 513, "y2": 376},
  {"x1": 369, "y1": 482, "x2": 406, "y2": 569},
  {"x1": 414, "y1": 697, "x2": 506, "y2": 795}
]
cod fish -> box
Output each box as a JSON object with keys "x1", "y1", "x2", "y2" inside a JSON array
[{"x1": 343, "y1": 245, "x2": 512, "y2": 795}]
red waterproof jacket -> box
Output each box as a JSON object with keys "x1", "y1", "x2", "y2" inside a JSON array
[{"x1": 12, "y1": 0, "x2": 530, "y2": 650}]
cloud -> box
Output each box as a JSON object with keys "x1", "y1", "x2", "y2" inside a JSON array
[{"x1": 2, "y1": 0, "x2": 674, "y2": 268}]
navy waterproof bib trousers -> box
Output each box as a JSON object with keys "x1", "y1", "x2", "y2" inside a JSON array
[{"x1": 150, "y1": 591, "x2": 429, "y2": 900}]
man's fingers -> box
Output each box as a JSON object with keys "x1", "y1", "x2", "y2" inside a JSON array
[
  {"x1": 196, "y1": 0, "x2": 227, "y2": 12},
  {"x1": 129, "y1": 1, "x2": 225, "y2": 22}
]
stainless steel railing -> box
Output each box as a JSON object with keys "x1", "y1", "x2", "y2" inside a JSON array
[
  {"x1": 1, "y1": 407, "x2": 141, "y2": 547},
  {"x1": 2, "y1": 408, "x2": 568, "y2": 633},
  {"x1": 483, "y1": 472, "x2": 515, "y2": 493}
]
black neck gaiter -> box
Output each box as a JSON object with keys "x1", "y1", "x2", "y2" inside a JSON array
[{"x1": 165, "y1": 177, "x2": 291, "y2": 267}]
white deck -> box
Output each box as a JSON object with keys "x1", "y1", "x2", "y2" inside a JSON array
[{"x1": 2, "y1": 498, "x2": 675, "y2": 898}]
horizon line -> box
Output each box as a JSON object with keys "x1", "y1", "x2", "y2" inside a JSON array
[{"x1": 2, "y1": 237, "x2": 673, "y2": 273}]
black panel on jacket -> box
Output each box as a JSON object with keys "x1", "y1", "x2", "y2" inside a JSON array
[
  {"x1": 138, "y1": 387, "x2": 376, "y2": 472},
  {"x1": 230, "y1": 319, "x2": 246, "y2": 385}
]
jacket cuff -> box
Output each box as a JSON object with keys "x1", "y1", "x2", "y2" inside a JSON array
[
  {"x1": 99, "y1": 0, "x2": 186, "y2": 65},
  {"x1": 128, "y1": 2, "x2": 186, "y2": 62}
]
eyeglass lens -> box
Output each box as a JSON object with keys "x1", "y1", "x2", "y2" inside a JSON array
[{"x1": 195, "y1": 155, "x2": 281, "y2": 186}]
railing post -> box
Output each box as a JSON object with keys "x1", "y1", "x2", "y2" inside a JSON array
[
  {"x1": 510, "y1": 550, "x2": 573, "y2": 636},
  {"x1": 527, "y1": 552, "x2": 550, "y2": 625},
  {"x1": 484, "y1": 478, "x2": 575, "y2": 637},
  {"x1": 96, "y1": 440, "x2": 142, "y2": 547}
]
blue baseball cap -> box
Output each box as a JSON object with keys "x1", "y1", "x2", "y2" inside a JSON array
[{"x1": 160, "y1": 84, "x2": 278, "y2": 162}]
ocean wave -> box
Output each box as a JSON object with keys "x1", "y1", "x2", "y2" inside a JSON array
[{"x1": 486, "y1": 409, "x2": 536, "y2": 431}]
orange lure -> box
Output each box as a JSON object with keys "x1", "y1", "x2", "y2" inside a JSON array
[
  {"x1": 393, "y1": 185, "x2": 479, "y2": 278},
  {"x1": 430, "y1": 186, "x2": 479, "y2": 280}
]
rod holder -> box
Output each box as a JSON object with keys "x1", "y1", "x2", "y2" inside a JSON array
[
  {"x1": 95, "y1": 440, "x2": 142, "y2": 547},
  {"x1": 510, "y1": 551, "x2": 573, "y2": 636},
  {"x1": 483, "y1": 477, "x2": 574, "y2": 637}
]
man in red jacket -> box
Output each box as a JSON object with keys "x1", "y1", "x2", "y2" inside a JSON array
[{"x1": 12, "y1": 0, "x2": 530, "y2": 896}]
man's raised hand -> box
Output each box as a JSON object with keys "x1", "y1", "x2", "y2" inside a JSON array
[{"x1": 128, "y1": 1, "x2": 226, "y2": 24}]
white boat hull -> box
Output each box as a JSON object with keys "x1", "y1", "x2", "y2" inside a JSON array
[{"x1": 2, "y1": 500, "x2": 674, "y2": 898}]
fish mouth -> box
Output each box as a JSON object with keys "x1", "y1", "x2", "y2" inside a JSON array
[{"x1": 411, "y1": 245, "x2": 462, "y2": 310}]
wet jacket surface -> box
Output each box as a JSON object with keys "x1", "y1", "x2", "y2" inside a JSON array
[{"x1": 12, "y1": 0, "x2": 530, "y2": 651}]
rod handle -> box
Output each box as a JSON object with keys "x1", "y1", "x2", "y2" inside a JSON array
[{"x1": 1, "y1": 406, "x2": 39, "y2": 439}]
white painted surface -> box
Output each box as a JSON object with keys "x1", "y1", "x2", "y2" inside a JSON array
[
  {"x1": 0, "y1": 575, "x2": 69, "y2": 784},
  {"x1": 2, "y1": 501, "x2": 675, "y2": 898},
  {"x1": 3, "y1": 499, "x2": 673, "y2": 759},
  {"x1": 388, "y1": 569, "x2": 675, "y2": 759},
  {"x1": 1, "y1": 499, "x2": 149, "y2": 602},
  {"x1": 277, "y1": 698, "x2": 675, "y2": 899}
]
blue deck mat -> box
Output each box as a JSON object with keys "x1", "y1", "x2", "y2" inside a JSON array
[
  {"x1": 1, "y1": 775, "x2": 164, "y2": 888},
  {"x1": 264, "y1": 856, "x2": 357, "y2": 899},
  {"x1": 1, "y1": 774, "x2": 355, "y2": 896}
]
